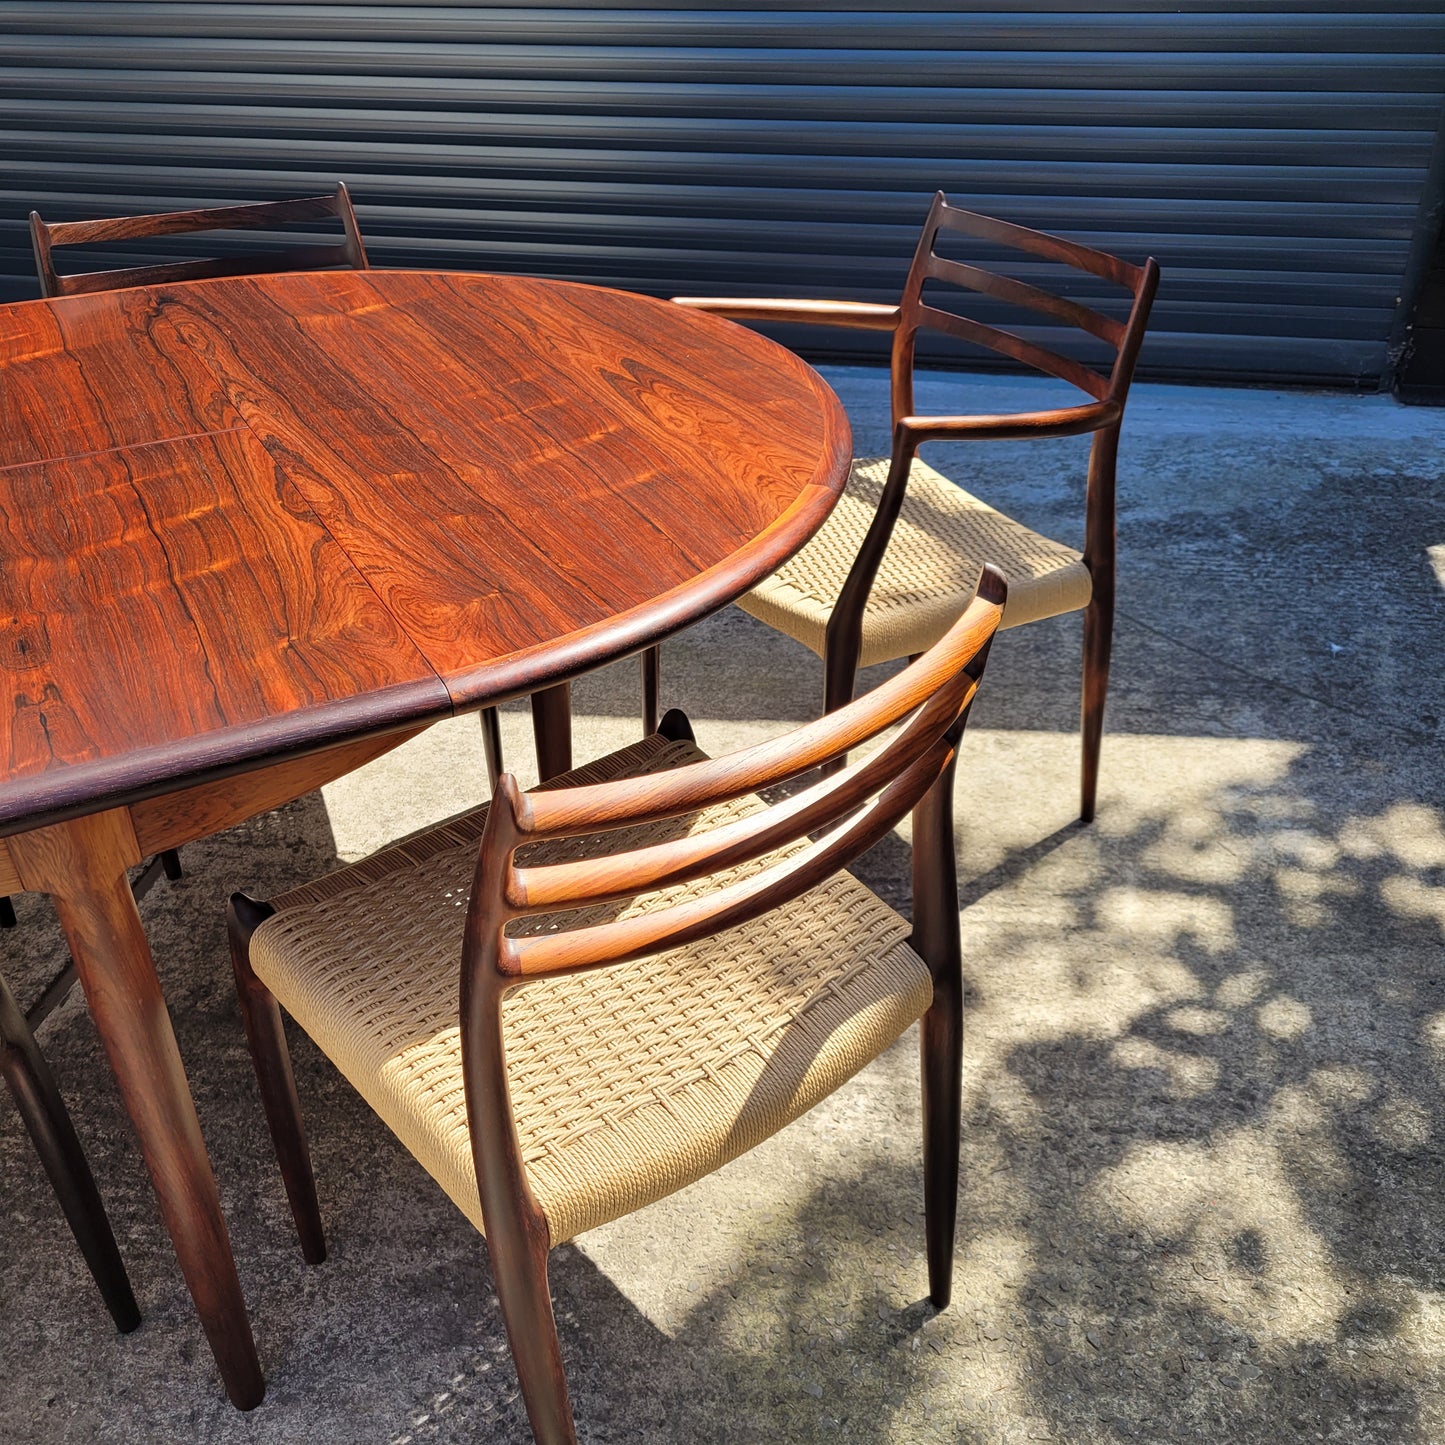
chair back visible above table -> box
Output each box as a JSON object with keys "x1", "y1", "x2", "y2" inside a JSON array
[
  {"x1": 29, "y1": 182, "x2": 369, "y2": 299},
  {"x1": 890, "y1": 189, "x2": 1158, "y2": 428}
]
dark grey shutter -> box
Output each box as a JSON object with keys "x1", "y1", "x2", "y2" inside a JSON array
[{"x1": 3, "y1": 2, "x2": 1443, "y2": 385}]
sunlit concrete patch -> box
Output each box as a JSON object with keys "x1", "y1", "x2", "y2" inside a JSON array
[
  {"x1": 1216, "y1": 968, "x2": 1270, "y2": 1008},
  {"x1": 1383, "y1": 877, "x2": 1445, "y2": 938},
  {"x1": 1349, "y1": 801, "x2": 1445, "y2": 871},
  {"x1": 1096, "y1": 887, "x2": 1238, "y2": 954},
  {"x1": 1371, "y1": 1095, "x2": 1433, "y2": 1152},
  {"x1": 319, "y1": 713, "x2": 493, "y2": 860},
  {"x1": 1256, "y1": 996, "x2": 1313, "y2": 1040},
  {"x1": 1306, "y1": 1064, "x2": 1377, "y2": 1108},
  {"x1": 1165, "y1": 1004, "x2": 1232, "y2": 1036},
  {"x1": 1112, "y1": 1036, "x2": 1221, "y2": 1097},
  {"x1": 1142, "y1": 804, "x2": 1252, "y2": 884},
  {"x1": 1089, "y1": 1125, "x2": 1349, "y2": 1347}
]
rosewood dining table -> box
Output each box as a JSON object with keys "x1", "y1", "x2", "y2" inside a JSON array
[{"x1": 0, "y1": 269, "x2": 851, "y2": 1408}]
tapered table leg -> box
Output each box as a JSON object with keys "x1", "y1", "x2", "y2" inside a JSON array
[
  {"x1": 9, "y1": 809, "x2": 264, "y2": 1410},
  {"x1": 530, "y1": 682, "x2": 573, "y2": 782}
]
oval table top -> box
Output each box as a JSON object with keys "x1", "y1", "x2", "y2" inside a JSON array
[{"x1": 0, "y1": 269, "x2": 851, "y2": 835}]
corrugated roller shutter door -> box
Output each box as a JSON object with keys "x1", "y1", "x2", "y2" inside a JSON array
[{"x1": 2, "y1": 2, "x2": 1443, "y2": 384}]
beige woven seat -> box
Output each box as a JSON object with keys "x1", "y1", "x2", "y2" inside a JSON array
[
  {"x1": 741, "y1": 454, "x2": 1091, "y2": 669},
  {"x1": 249, "y1": 734, "x2": 932, "y2": 1245},
  {"x1": 227, "y1": 573, "x2": 1005, "y2": 1444}
]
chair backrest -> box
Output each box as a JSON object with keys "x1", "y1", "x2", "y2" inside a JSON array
[
  {"x1": 29, "y1": 183, "x2": 369, "y2": 299},
  {"x1": 473, "y1": 569, "x2": 1003, "y2": 988},
  {"x1": 891, "y1": 191, "x2": 1158, "y2": 426}
]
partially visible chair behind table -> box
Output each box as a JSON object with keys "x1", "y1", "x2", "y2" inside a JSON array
[
  {"x1": 29, "y1": 182, "x2": 369, "y2": 299},
  {"x1": 226, "y1": 569, "x2": 1006, "y2": 1444},
  {"x1": 1, "y1": 968, "x2": 140, "y2": 1333},
  {"x1": 671, "y1": 190, "x2": 1159, "y2": 821}
]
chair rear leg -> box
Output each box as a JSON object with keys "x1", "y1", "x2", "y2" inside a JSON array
[
  {"x1": 530, "y1": 682, "x2": 573, "y2": 782},
  {"x1": 0, "y1": 896, "x2": 16, "y2": 928},
  {"x1": 480, "y1": 706, "x2": 504, "y2": 792},
  {"x1": 910, "y1": 748, "x2": 963, "y2": 1309},
  {"x1": 491, "y1": 1229, "x2": 578, "y2": 1444},
  {"x1": 641, "y1": 646, "x2": 661, "y2": 736},
  {"x1": 228, "y1": 894, "x2": 326, "y2": 1265},
  {"x1": 160, "y1": 849, "x2": 184, "y2": 881},
  {"x1": 0, "y1": 973, "x2": 140, "y2": 1332},
  {"x1": 1080, "y1": 591, "x2": 1113, "y2": 825}
]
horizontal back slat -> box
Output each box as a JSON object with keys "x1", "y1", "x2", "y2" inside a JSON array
[
  {"x1": 46, "y1": 193, "x2": 346, "y2": 244},
  {"x1": 40, "y1": 242, "x2": 358, "y2": 296},
  {"x1": 924, "y1": 254, "x2": 1127, "y2": 346},
  {"x1": 914, "y1": 302, "x2": 1112, "y2": 399}
]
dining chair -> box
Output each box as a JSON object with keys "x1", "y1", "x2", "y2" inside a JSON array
[
  {"x1": 671, "y1": 191, "x2": 1159, "y2": 821},
  {"x1": 1, "y1": 970, "x2": 140, "y2": 1333},
  {"x1": 227, "y1": 568, "x2": 1006, "y2": 1444}
]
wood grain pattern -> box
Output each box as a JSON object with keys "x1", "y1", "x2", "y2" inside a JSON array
[
  {"x1": 0, "y1": 287, "x2": 240, "y2": 468},
  {"x1": 163, "y1": 270, "x2": 851, "y2": 707},
  {"x1": 0, "y1": 271, "x2": 848, "y2": 835},
  {"x1": 0, "y1": 841, "x2": 22, "y2": 895},
  {"x1": 0, "y1": 427, "x2": 443, "y2": 832}
]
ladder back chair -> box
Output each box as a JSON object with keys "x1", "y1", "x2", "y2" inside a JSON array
[
  {"x1": 29, "y1": 183, "x2": 368, "y2": 299},
  {"x1": 228, "y1": 570, "x2": 1006, "y2": 1444},
  {"x1": 673, "y1": 191, "x2": 1159, "y2": 821},
  {"x1": 1, "y1": 970, "x2": 139, "y2": 1333}
]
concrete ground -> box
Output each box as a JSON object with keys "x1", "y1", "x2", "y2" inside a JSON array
[{"x1": 0, "y1": 366, "x2": 1442, "y2": 1444}]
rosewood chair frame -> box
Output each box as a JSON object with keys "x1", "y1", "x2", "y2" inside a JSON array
[
  {"x1": 1, "y1": 970, "x2": 139, "y2": 1332},
  {"x1": 229, "y1": 569, "x2": 1006, "y2": 1445},
  {"x1": 674, "y1": 191, "x2": 1159, "y2": 820},
  {"x1": 29, "y1": 183, "x2": 369, "y2": 300}
]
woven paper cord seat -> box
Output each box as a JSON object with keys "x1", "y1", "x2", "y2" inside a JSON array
[
  {"x1": 249, "y1": 733, "x2": 933, "y2": 1246},
  {"x1": 739, "y1": 455, "x2": 1092, "y2": 670}
]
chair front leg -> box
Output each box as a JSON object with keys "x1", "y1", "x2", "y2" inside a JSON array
[
  {"x1": 228, "y1": 894, "x2": 326, "y2": 1265},
  {"x1": 1080, "y1": 584, "x2": 1113, "y2": 825},
  {"x1": 1081, "y1": 425, "x2": 1119, "y2": 825},
  {"x1": 490, "y1": 1225, "x2": 577, "y2": 1445},
  {"x1": 479, "y1": 706, "x2": 505, "y2": 792},
  {"x1": 910, "y1": 743, "x2": 964, "y2": 1309},
  {"x1": 530, "y1": 683, "x2": 573, "y2": 782},
  {"x1": 466, "y1": 977, "x2": 578, "y2": 1444}
]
